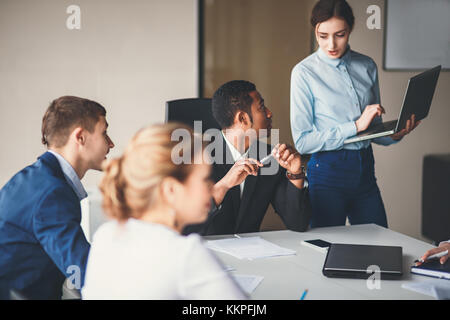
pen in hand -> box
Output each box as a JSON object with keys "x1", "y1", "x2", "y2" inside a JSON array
[
  {"x1": 260, "y1": 145, "x2": 280, "y2": 167},
  {"x1": 260, "y1": 154, "x2": 273, "y2": 166},
  {"x1": 414, "y1": 250, "x2": 448, "y2": 265}
]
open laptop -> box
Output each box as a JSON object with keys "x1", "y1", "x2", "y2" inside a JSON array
[
  {"x1": 322, "y1": 243, "x2": 403, "y2": 280},
  {"x1": 344, "y1": 65, "x2": 441, "y2": 144}
]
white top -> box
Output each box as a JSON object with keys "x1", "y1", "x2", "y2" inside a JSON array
[
  {"x1": 81, "y1": 218, "x2": 246, "y2": 300},
  {"x1": 222, "y1": 131, "x2": 249, "y2": 198}
]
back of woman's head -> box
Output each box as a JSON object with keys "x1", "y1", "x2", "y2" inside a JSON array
[{"x1": 100, "y1": 122, "x2": 201, "y2": 222}]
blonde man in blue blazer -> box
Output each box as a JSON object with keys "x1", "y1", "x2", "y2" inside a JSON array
[{"x1": 0, "y1": 96, "x2": 114, "y2": 299}]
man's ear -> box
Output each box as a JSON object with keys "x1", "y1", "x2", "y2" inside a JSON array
[
  {"x1": 73, "y1": 127, "x2": 85, "y2": 146},
  {"x1": 235, "y1": 111, "x2": 251, "y2": 127}
]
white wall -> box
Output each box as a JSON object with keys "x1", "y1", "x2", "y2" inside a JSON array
[
  {"x1": 0, "y1": 0, "x2": 198, "y2": 188},
  {"x1": 1, "y1": 0, "x2": 448, "y2": 242},
  {"x1": 348, "y1": 0, "x2": 450, "y2": 241}
]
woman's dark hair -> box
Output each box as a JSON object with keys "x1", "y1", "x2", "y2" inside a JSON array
[{"x1": 311, "y1": 0, "x2": 355, "y2": 30}]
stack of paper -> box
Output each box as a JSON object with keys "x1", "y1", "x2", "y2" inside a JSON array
[{"x1": 206, "y1": 236, "x2": 296, "y2": 260}]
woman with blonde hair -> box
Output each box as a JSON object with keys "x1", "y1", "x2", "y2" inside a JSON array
[{"x1": 81, "y1": 123, "x2": 246, "y2": 299}]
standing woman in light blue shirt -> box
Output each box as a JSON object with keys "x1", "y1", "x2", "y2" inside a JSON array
[{"x1": 290, "y1": 0, "x2": 419, "y2": 228}]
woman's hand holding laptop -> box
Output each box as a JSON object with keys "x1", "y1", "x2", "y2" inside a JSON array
[{"x1": 390, "y1": 114, "x2": 421, "y2": 141}]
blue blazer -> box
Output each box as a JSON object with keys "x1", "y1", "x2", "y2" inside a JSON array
[{"x1": 0, "y1": 152, "x2": 90, "y2": 299}]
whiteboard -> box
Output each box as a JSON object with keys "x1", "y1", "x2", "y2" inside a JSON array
[{"x1": 384, "y1": 0, "x2": 450, "y2": 70}]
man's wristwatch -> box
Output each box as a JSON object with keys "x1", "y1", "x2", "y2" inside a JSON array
[{"x1": 286, "y1": 166, "x2": 306, "y2": 180}]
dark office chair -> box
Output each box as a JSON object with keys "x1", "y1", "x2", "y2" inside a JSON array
[
  {"x1": 165, "y1": 98, "x2": 221, "y2": 133},
  {"x1": 422, "y1": 154, "x2": 450, "y2": 244}
]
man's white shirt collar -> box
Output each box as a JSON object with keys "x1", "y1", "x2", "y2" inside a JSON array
[
  {"x1": 48, "y1": 150, "x2": 88, "y2": 201},
  {"x1": 221, "y1": 131, "x2": 249, "y2": 163},
  {"x1": 221, "y1": 131, "x2": 249, "y2": 198}
]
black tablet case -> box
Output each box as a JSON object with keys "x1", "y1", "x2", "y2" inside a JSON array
[{"x1": 322, "y1": 243, "x2": 403, "y2": 280}]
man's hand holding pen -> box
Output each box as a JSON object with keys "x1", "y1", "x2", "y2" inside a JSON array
[{"x1": 272, "y1": 143, "x2": 306, "y2": 189}]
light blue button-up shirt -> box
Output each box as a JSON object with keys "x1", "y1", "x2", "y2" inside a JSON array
[
  {"x1": 48, "y1": 150, "x2": 88, "y2": 201},
  {"x1": 290, "y1": 46, "x2": 397, "y2": 154}
]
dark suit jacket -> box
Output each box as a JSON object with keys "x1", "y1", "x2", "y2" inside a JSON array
[
  {"x1": 0, "y1": 152, "x2": 90, "y2": 299},
  {"x1": 183, "y1": 137, "x2": 311, "y2": 236}
]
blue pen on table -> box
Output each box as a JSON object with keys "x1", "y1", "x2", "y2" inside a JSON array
[{"x1": 300, "y1": 289, "x2": 308, "y2": 300}]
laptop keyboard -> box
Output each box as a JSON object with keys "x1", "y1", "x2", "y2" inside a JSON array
[{"x1": 363, "y1": 120, "x2": 397, "y2": 134}]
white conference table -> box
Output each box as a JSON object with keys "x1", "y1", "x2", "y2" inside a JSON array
[{"x1": 204, "y1": 224, "x2": 439, "y2": 300}]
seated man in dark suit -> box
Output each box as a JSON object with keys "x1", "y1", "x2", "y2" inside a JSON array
[
  {"x1": 183, "y1": 80, "x2": 311, "y2": 236},
  {"x1": 0, "y1": 96, "x2": 115, "y2": 299}
]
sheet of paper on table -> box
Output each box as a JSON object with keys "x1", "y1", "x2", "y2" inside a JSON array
[
  {"x1": 206, "y1": 236, "x2": 296, "y2": 260},
  {"x1": 402, "y1": 279, "x2": 450, "y2": 300}
]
